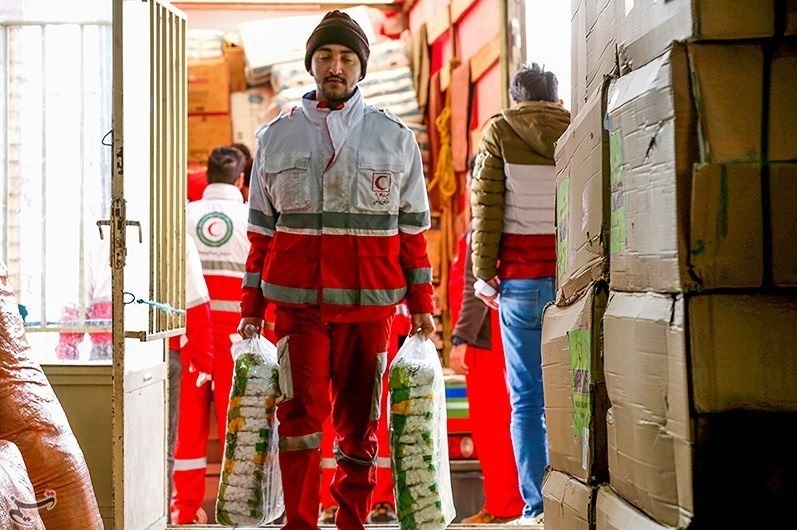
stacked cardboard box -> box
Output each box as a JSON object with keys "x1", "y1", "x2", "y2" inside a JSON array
[
  {"x1": 187, "y1": 56, "x2": 232, "y2": 166},
  {"x1": 545, "y1": 1, "x2": 797, "y2": 529}
]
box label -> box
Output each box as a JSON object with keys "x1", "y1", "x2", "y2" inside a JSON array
[
  {"x1": 609, "y1": 130, "x2": 627, "y2": 255},
  {"x1": 568, "y1": 329, "x2": 591, "y2": 437}
]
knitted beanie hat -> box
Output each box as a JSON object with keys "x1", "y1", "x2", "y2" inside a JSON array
[{"x1": 305, "y1": 10, "x2": 370, "y2": 79}]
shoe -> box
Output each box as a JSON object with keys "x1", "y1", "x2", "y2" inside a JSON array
[
  {"x1": 461, "y1": 509, "x2": 521, "y2": 524},
  {"x1": 366, "y1": 502, "x2": 398, "y2": 524},
  {"x1": 318, "y1": 505, "x2": 338, "y2": 525},
  {"x1": 506, "y1": 512, "x2": 544, "y2": 525},
  {"x1": 192, "y1": 507, "x2": 208, "y2": 524}
]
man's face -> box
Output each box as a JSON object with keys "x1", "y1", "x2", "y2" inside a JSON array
[{"x1": 310, "y1": 43, "x2": 362, "y2": 104}]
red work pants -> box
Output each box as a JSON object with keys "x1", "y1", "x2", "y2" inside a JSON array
[
  {"x1": 171, "y1": 320, "x2": 236, "y2": 523},
  {"x1": 274, "y1": 307, "x2": 390, "y2": 530},
  {"x1": 465, "y1": 308, "x2": 524, "y2": 518},
  {"x1": 171, "y1": 350, "x2": 212, "y2": 523},
  {"x1": 320, "y1": 332, "x2": 399, "y2": 512}
]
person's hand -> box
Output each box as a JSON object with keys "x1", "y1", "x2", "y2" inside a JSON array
[
  {"x1": 449, "y1": 343, "x2": 469, "y2": 375},
  {"x1": 237, "y1": 317, "x2": 263, "y2": 339},
  {"x1": 474, "y1": 277, "x2": 500, "y2": 310},
  {"x1": 195, "y1": 371, "x2": 212, "y2": 387},
  {"x1": 409, "y1": 312, "x2": 435, "y2": 339}
]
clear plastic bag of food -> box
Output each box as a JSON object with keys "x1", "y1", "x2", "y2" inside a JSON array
[
  {"x1": 216, "y1": 329, "x2": 284, "y2": 526},
  {"x1": 388, "y1": 333, "x2": 456, "y2": 530}
]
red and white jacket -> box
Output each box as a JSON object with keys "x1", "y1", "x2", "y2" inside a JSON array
[
  {"x1": 187, "y1": 183, "x2": 250, "y2": 329},
  {"x1": 241, "y1": 88, "x2": 434, "y2": 322}
]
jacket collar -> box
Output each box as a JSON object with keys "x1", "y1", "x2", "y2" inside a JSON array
[
  {"x1": 300, "y1": 86, "x2": 364, "y2": 126},
  {"x1": 201, "y1": 183, "x2": 244, "y2": 202}
]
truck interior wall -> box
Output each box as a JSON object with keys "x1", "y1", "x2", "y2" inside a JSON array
[{"x1": 455, "y1": 0, "x2": 500, "y2": 65}]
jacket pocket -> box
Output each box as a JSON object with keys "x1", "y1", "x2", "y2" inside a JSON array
[
  {"x1": 263, "y1": 152, "x2": 312, "y2": 212},
  {"x1": 353, "y1": 154, "x2": 403, "y2": 212}
]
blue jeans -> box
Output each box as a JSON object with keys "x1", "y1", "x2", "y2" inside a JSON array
[{"x1": 498, "y1": 277, "x2": 554, "y2": 518}]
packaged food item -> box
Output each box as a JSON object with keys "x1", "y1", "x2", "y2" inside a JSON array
[
  {"x1": 216, "y1": 330, "x2": 284, "y2": 526},
  {"x1": 388, "y1": 333, "x2": 456, "y2": 530}
]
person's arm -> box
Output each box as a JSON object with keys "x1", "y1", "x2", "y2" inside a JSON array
[
  {"x1": 398, "y1": 129, "x2": 435, "y2": 337},
  {"x1": 470, "y1": 122, "x2": 506, "y2": 286},
  {"x1": 450, "y1": 228, "x2": 491, "y2": 375},
  {"x1": 239, "y1": 131, "x2": 275, "y2": 337},
  {"x1": 184, "y1": 237, "x2": 214, "y2": 383},
  {"x1": 452, "y1": 228, "x2": 490, "y2": 343}
]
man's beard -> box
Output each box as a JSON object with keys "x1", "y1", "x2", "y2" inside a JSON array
[{"x1": 319, "y1": 80, "x2": 355, "y2": 105}]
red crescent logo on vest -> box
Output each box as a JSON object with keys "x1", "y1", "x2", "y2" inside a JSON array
[{"x1": 371, "y1": 172, "x2": 392, "y2": 192}]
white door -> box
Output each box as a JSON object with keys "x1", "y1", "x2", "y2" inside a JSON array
[{"x1": 111, "y1": 1, "x2": 187, "y2": 529}]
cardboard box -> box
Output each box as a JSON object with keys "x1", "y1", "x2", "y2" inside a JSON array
[
  {"x1": 542, "y1": 282, "x2": 609, "y2": 484},
  {"x1": 554, "y1": 78, "x2": 610, "y2": 304},
  {"x1": 603, "y1": 291, "x2": 692, "y2": 528},
  {"x1": 188, "y1": 114, "x2": 232, "y2": 165},
  {"x1": 188, "y1": 57, "x2": 230, "y2": 114},
  {"x1": 688, "y1": 293, "x2": 797, "y2": 412},
  {"x1": 604, "y1": 290, "x2": 797, "y2": 527},
  {"x1": 596, "y1": 485, "x2": 669, "y2": 530},
  {"x1": 542, "y1": 469, "x2": 596, "y2": 530},
  {"x1": 606, "y1": 44, "x2": 696, "y2": 293},
  {"x1": 224, "y1": 44, "x2": 248, "y2": 93},
  {"x1": 769, "y1": 43, "x2": 797, "y2": 161},
  {"x1": 617, "y1": 0, "x2": 777, "y2": 75},
  {"x1": 770, "y1": 163, "x2": 797, "y2": 286},
  {"x1": 230, "y1": 86, "x2": 278, "y2": 156},
  {"x1": 690, "y1": 43, "x2": 764, "y2": 163},
  {"x1": 570, "y1": 0, "x2": 617, "y2": 117},
  {"x1": 607, "y1": 42, "x2": 770, "y2": 293},
  {"x1": 688, "y1": 163, "x2": 764, "y2": 288}
]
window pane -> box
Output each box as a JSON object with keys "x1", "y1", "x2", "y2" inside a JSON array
[{"x1": 3, "y1": 20, "x2": 112, "y2": 363}]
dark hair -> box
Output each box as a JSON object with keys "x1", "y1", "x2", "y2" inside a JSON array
[
  {"x1": 509, "y1": 62, "x2": 558, "y2": 103},
  {"x1": 231, "y1": 143, "x2": 253, "y2": 187},
  {"x1": 207, "y1": 146, "x2": 245, "y2": 185}
]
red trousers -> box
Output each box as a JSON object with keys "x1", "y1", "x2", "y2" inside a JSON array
[
  {"x1": 465, "y1": 309, "x2": 524, "y2": 517},
  {"x1": 274, "y1": 307, "x2": 391, "y2": 530},
  {"x1": 171, "y1": 325, "x2": 235, "y2": 523},
  {"x1": 320, "y1": 331, "x2": 399, "y2": 511}
]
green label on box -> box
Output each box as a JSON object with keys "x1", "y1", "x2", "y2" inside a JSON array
[
  {"x1": 556, "y1": 173, "x2": 570, "y2": 282},
  {"x1": 609, "y1": 130, "x2": 627, "y2": 255},
  {"x1": 568, "y1": 329, "x2": 591, "y2": 437}
]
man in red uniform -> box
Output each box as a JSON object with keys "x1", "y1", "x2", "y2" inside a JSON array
[
  {"x1": 169, "y1": 237, "x2": 214, "y2": 524},
  {"x1": 175, "y1": 146, "x2": 250, "y2": 524},
  {"x1": 238, "y1": 11, "x2": 435, "y2": 530}
]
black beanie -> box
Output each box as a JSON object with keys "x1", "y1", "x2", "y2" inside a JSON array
[{"x1": 305, "y1": 10, "x2": 370, "y2": 79}]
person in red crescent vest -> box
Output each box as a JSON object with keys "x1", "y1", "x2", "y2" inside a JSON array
[{"x1": 169, "y1": 237, "x2": 215, "y2": 524}]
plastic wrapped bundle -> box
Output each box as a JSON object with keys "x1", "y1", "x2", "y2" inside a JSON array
[
  {"x1": 389, "y1": 334, "x2": 455, "y2": 530},
  {"x1": 216, "y1": 332, "x2": 284, "y2": 526}
]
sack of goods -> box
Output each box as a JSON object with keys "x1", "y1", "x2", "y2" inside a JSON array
[
  {"x1": 388, "y1": 333, "x2": 456, "y2": 530},
  {"x1": 216, "y1": 332, "x2": 284, "y2": 526}
]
